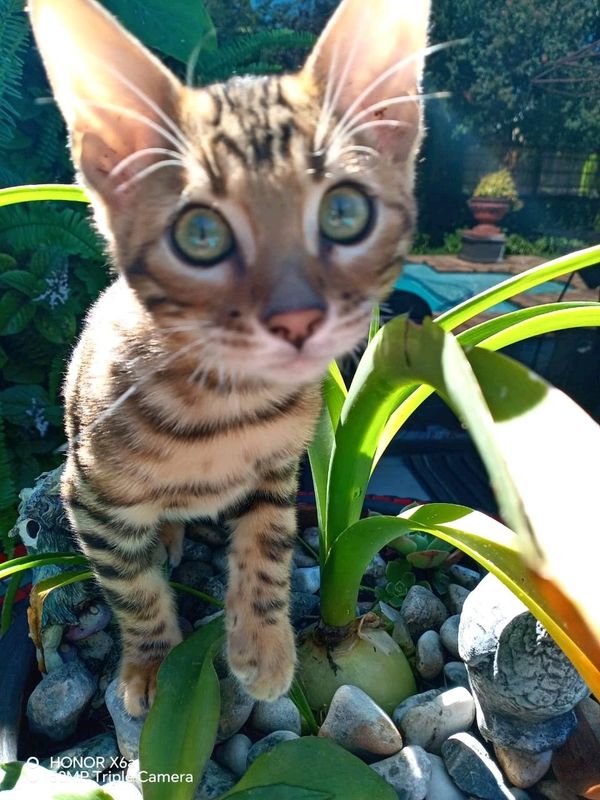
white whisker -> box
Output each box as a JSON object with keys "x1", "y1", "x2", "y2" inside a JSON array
[
  {"x1": 94, "y1": 57, "x2": 189, "y2": 150},
  {"x1": 331, "y1": 92, "x2": 450, "y2": 147},
  {"x1": 115, "y1": 159, "x2": 184, "y2": 194},
  {"x1": 109, "y1": 147, "x2": 185, "y2": 179},
  {"x1": 325, "y1": 144, "x2": 380, "y2": 166},
  {"x1": 76, "y1": 99, "x2": 187, "y2": 156},
  {"x1": 314, "y1": 38, "x2": 342, "y2": 152},
  {"x1": 328, "y1": 41, "x2": 461, "y2": 152},
  {"x1": 186, "y1": 31, "x2": 217, "y2": 88}
]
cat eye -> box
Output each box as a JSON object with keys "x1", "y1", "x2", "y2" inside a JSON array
[
  {"x1": 170, "y1": 206, "x2": 235, "y2": 266},
  {"x1": 319, "y1": 184, "x2": 373, "y2": 245}
]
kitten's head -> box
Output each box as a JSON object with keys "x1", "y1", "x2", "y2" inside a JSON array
[{"x1": 30, "y1": 0, "x2": 430, "y2": 386}]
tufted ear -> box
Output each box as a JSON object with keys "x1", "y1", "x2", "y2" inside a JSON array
[
  {"x1": 304, "y1": 0, "x2": 431, "y2": 162},
  {"x1": 29, "y1": 0, "x2": 183, "y2": 207}
]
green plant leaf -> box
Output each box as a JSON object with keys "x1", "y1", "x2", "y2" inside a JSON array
[
  {"x1": 307, "y1": 403, "x2": 334, "y2": 551},
  {"x1": 0, "y1": 572, "x2": 22, "y2": 637},
  {"x1": 34, "y1": 309, "x2": 77, "y2": 344},
  {"x1": 0, "y1": 184, "x2": 89, "y2": 207},
  {"x1": 101, "y1": 0, "x2": 216, "y2": 64},
  {"x1": 0, "y1": 269, "x2": 38, "y2": 296},
  {"x1": 227, "y1": 788, "x2": 332, "y2": 800},
  {"x1": 0, "y1": 552, "x2": 88, "y2": 581},
  {"x1": 139, "y1": 617, "x2": 224, "y2": 800},
  {"x1": 223, "y1": 738, "x2": 396, "y2": 800},
  {"x1": 436, "y1": 244, "x2": 600, "y2": 330},
  {"x1": 288, "y1": 676, "x2": 319, "y2": 735},
  {"x1": 373, "y1": 301, "x2": 600, "y2": 465}
]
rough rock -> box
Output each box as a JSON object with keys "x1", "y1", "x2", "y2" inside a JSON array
[
  {"x1": 105, "y1": 678, "x2": 144, "y2": 760},
  {"x1": 291, "y1": 566, "x2": 320, "y2": 594},
  {"x1": 319, "y1": 684, "x2": 403, "y2": 759},
  {"x1": 552, "y1": 697, "x2": 600, "y2": 799},
  {"x1": 392, "y1": 689, "x2": 443, "y2": 728},
  {"x1": 425, "y1": 753, "x2": 468, "y2": 799},
  {"x1": 458, "y1": 574, "x2": 588, "y2": 753},
  {"x1": 401, "y1": 585, "x2": 449, "y2": 640},
  {"x1": 27, "y1": 661, "x2": 97, "y2": 741},
  {"x1": 444, "y1": 661, "x2": 471, "y2": 691},
  {"x1": 536, "y1": 779, "x2": 580, "y2": 800},
  {"x1": 246, "y1": 730, "x2": 299, "y2": 767},
  {"x1": 447, "y1": 584, "x2": 470, "y2": 615},
  {"x1": 217, "y1": 675, "x2": 255, "y2": 741},
  {"x1": 301, "y1": 527, "x2": 320, "y2": 553},
  {"x1": 251, "y1": 696, "x2": 301, "y2": 736},
  {"x1": 214, "y1": 733, "x2": 252, "y2": 777},
  {"x1": 43, "y1": 732, "x2": 120, "y2": 776},
  {"x1": 439, "y1": 615, "x2": 461, "y2": 658},
  {"x1": 364, "y1": 554, "x2": 387, "y2": 585},
  {"x1": 195, "y1": 759, "x2": 237, "y2": 799},
  {"x1": 211, "y1": 547, "x2": 228, "y2": 575},
  {"x1": 447, "y1": 565, "x2": 481, "y2": 590},
  {"x1": 370, "y1": 745, "x2": 432, "y2": 800},
  {"x1": 293, "y1": 545, "x2": 318, "y2": 569},
  {"x1": 415, "y1": 630, "x2": 445, "y2": 680},
  {"x1": 183, "y1": 540, "x2": 213, "y2": 563},
  {"x1": 399, "y1": 687, "x2": 475, "y2": 754},
  {"x1": 441, "y1": 732, "x2": 514, "y2": 800},
  {"x1": 290, "y1": 592, "x2": 320, "y2": 626},
  {"x1": 392, "y1": 616, "x2": 416, "y2": 658},
  {"x1": 494, "y1": 743, "x2": 552, "y2": 789}
]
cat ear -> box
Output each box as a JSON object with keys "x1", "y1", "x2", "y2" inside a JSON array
[
  {"x1": 29, "y1": 0, "x2": 182, "y2": 204},
  {"x1": 303, "y1": 0, "x2": 431, "y2": 162}
]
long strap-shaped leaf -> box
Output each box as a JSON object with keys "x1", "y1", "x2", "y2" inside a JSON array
[
  {"x1": 0, "y1": 184, "x2": 89, "y2": 207},
  {"x1": 373, "y1": 302, "x2": 600, "y2": 464},
  {"x1": 325, "y1": 318, "x2": 600, "y2": 691}
]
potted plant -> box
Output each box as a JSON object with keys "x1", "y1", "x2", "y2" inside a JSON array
[{"x1": 461, "y1": 168, "x2": 522, "y2": 263}]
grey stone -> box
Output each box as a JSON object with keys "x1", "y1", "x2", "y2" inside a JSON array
[
  {"x1": 399, "y1": 687, "x2": 475, "y2": 754},
  {"x1": 105, "y1": 678, "x2": 144, "y2": 760},
  {"x1": 319, "y1": 685, "x2": 403, "y2": 760},
  {"x1": 439, "y1": 615, "x2": 461, "y2": 658},
  {"x1": 425, "y1": 753, "x2": 468, "y2": 800},
  {"x1": 75, "y1": 630, "x2": 115, "y2": 674},
  {"x1": 301, "y1": 526, "x2": 320, "y2": 553},
  {"x1": 293, "y1": 545, "x2": 318, "y2": 568},
  {"x1": 217, "y1": 675, "x2": 255, "y2": 741},
  {"x1": 43, "y1": 733, "x2": 120, "y2": 775},
  {"x1": 392, "y1": 689, "x2": 443, "y2": 728},
  {"x1": 458, "y1": 574, "x2": 588, "y2": 753},
  {"x1": 27, "y1": 661, "x2": 97, "y2": 741},
  {"x1": 416, "y1": 630, "x2": 445, "y2": 680},
  {"x1": 364, "y1": 554, "x2": 387, "y2": 585},
  {"x1": 214, "y1": 733, "x2": 252, "y2": 777},
  {"x1": 378, "y1": 602, "x2": 403, "y2": 624},
  {"x1": 444, "y1": 661, "x2": 470, "y2": 691},
  {"x1": 494, "y1": 743, "x2": 552, "y2": 789},
  {"x1": 535, "y1": 779, "x2": 579, "y2": 800},
  {"x1": 291, "y1": 566, "x2": 320, "y2": 594},
  {"x1": 447, "y1": 565, "x2": 481, "y2": 590},
  {"x1": 172, "y1": 561, "x2": 216, "y2": 618},
  {"x1": 370, "y1": 745, "x2": 432, "y2": 800},
  {"x1": 447, "y1": 583, "x2": 470, "y2": 615},
  {"x1": 183, "y1": 540, "x2": 213, "y2": 562},
  {"x1": 442, "y1": 732, "x2": 514, "y2": 800},
  {"x1": 195, "y1": 759, "x2": 237, "y2": 799},
  {"x1": 392, "y1": 615, "x2": 416, "y2": 658},
  {"x1": 290, "y1": 591, "x2": 320, "y2": 627},
  {"x1": 247, "y1": 730, "x2": 299, "y2": 767},
  {"x1": 211, "y1": 547, "x2": 228, "y2": 575},
  {"x1": 401, "y1": 585, "x2": 449, "y2": 640},
  {"x1": 251, "y1": 696, "x2": 301, "y2": 736}
]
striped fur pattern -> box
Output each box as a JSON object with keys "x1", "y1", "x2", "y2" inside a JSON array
[{"x1": 29, "y1": 0, "x2": 430, "y2": 715}]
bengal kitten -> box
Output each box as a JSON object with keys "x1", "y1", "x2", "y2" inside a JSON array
[{"x1": 29, "y1": 0, "x2": 431, "y2": 716}]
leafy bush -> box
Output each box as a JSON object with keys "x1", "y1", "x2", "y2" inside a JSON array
[{"x1": 473, "y1": 168, "x2": 522, "y2": 209}]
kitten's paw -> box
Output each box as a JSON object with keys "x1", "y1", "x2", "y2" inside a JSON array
[
  {"x1": 227, "y1": 618, "x2": 296, "y2": 701},
  {"x1": 159, "y1": 522, "x2": 185, "y2": 569},
  {"x1": 119, "y1": 660, "x2": 162, "y2": 717}
]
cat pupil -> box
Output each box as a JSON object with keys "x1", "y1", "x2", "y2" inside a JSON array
[
  {"x1": 319, "y1": 185, "x2": 372, "y2": 244},
  {"x1": 172, "y1": 206, "x2": 233, "y2": 265}
]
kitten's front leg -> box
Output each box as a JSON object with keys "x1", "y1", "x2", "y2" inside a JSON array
[
  {"x1": 226, "y1": 483, "x2": 298, "y2": 700},
  {"x1": 66, "y1": 501, "x2": 183, "y2": 717}
]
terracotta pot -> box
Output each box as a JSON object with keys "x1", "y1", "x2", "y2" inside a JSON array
[{"x1": 467, "y1": 196, "x2": 512, "y2": 226}]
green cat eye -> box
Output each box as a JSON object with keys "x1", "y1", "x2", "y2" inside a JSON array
[
  {"x1": 319, "y1": 184, "x2": 373, "y2": 244},
  {"x1": 171, "y1": 206, "x2": 234, "y2": 266}
]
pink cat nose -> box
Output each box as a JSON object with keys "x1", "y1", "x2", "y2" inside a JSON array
[{"x1": 266, "y1": 308, "x2": 325, "y2": 350}]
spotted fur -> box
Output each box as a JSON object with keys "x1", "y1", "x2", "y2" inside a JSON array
[{"x1": 29, "y1": 0, "x2": 431, "y2": 715}]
